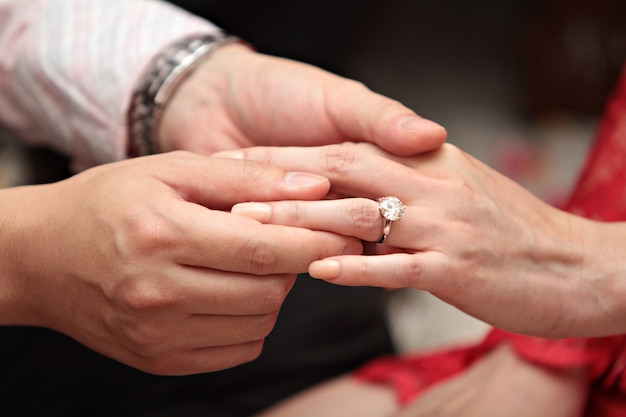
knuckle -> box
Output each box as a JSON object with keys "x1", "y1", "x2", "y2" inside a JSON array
[
  {"x1": 443, "y1": 142, "x2": 461, "y2": 156},
  {"x1": 322, "y1": 144, "x2": 360, "y2": 177},
  {"x1": 246, "y1": 275, "x2": 292, "y2": 314},
  {"x1": 250, "y1": 245, "x2": 280, "y2": 274},
  {"x1": 346, "y1": 200, "x2": 380, "y2": 235},
  {"x1": 254, "y1": 147, "x2": 277, "y2": 165},
  {"x1": 450, "y1": 170, "x2": 474, "y2": 192},
  {"x1": 241, "y1": 159, "x2": 273, "y2": 184},
  {"x1": 154, "y1": 151, "x2": 197, "y2": 177},
  {"x1": 113, "y1": 277, "x2": 175, "y2": 312},
  {"x1": 121, "y1": 319, "x2": 169, "y2": 359},
  {"x1": 242, "y1": 340, "x2": 265, "y2": 363},
  {"x1": 441, "y1": 142, "x2": 468, "y2": 165},
  {"x1": 260, "y1": 284, "x2": 289, "y2": 312},
  {"x1": 254, "y1": 312, "x2": 280, "y2": 338},
  {"x1": 286, "y1": 201, "x2": 306, "y2": 226},
  {"x1": 405, "y1": 258, "x2": 425, "y2": 287},
  {"x1": 121, "y1": 212, "x2": 176, "y2": 256},
  {"x1": 237, "y1": 238, "x2": 280, "y2": 274}
]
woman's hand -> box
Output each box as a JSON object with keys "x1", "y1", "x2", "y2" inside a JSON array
[
  {"x1": 157, "y1": 44, "x2": 446, "y2": 156},
  {"x1": 0, "y1": 151, "x2": 361, "y2": 375},
  {"x1": 224, "y1": 143, "x2": 623, "y2": 338}
]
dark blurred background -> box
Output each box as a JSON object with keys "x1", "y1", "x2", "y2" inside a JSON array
[{"x1": 173, "y1": 0, "x2": 626, "y2": 117}]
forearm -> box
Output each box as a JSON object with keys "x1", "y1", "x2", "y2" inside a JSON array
[
  {"x1": 0, "y1": 0, "x2": 219, "y2": 170},
  {"x1": 575, "y1": 217, "x2": 626, "y2": 335},
  {"x1": 509, "y1": 205, "x2": 626, "y2": 337}
]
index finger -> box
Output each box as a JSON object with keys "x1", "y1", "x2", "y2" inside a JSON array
[
  {"x1": 167, "y1": 206, "x2": 364, "y2": 275},
  {"x1": 146, "y1": 151, "x2": 332, "y2": 210},
  {"x1": 214, "y1": 144, "x2": 423, "y2": 199}
]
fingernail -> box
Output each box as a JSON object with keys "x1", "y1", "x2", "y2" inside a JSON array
[
  {"x1": 231, "y1": 202, "x2": 271, "y2": 223},
  {"x1": 399, "y1": 116, "x2": 443, "y2": 132},
  {"x1": 285, "y1": 172, "x2": 328, "y2": 187},
  {"x1": 309, "y1": 260, "x2": 340, "y2": 280},
  {"x1": 212, "y1": 150, "x2": 245, "y2": 159}
]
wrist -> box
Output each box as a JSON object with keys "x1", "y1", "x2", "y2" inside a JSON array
[
  {"x1": 521, "y1": 208, "x2": 590, "y2": 335},
  {"x1": 127, "y1": 32, "x2": 243, "y2": 157},
  {"x1": 156, "y1": 42, "x2": 255, "y2": 154},
  {"x1": 580, "y1": 219, "x2": 626, "y2": 334},
  {"x1": 543, "y1": 212, "x2": 626, "y2": 336}
]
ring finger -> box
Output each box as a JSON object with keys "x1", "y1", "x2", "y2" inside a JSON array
[{"x1": 231, "y1": 197, "x2": 414, "y2": 246}]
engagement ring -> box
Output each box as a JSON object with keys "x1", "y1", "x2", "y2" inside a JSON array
[{"x1": 377, "y1": 196, "x2": 405, "y2": 243}]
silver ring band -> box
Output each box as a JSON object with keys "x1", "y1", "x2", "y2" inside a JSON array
[
  {"x1": 377, "y1": 196, "x2": 405, "y2": 244},
  {"x1": 377, "y1": 219, "x2": 392, "y2": 244}
]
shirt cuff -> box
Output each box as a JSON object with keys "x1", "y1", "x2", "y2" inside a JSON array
[{"x1": 0, "y1": 0, "x2": 221, "y2": 171}]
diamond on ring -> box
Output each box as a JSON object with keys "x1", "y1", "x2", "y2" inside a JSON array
[
  {"x1": 379, "y1": 196, "x2": 405, "y2": 221},
  {"x1": 377, "y1": 196, "x2": 404, "y2": 244}
]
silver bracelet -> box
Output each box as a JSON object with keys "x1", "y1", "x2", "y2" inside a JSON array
[{"x1": 127, "y1": 32, "x2": 240, "y2": 156}]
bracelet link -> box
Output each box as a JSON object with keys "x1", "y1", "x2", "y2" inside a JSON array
[{"x1": 128, "y1": 32, "x2": 240, "y2": 157}]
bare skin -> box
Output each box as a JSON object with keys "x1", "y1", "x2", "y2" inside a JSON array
[
  {"x1": 0, "y1": 152, "x2": 362, "y2": 375},
  {"x1": 255, "y1": 374, "x2": 397, "y2": 417},
  {"x1": 255, "y1": 344, "x2": 586, "y2": 417},
  {"x1": 224, "y1": 142, "x2": 598, "y2": 417},
  {"x1": 394, "y1": 345, "x2": 586, "y2": 417},
  {"x1": 226, "y1": 142, "x2": 626, "y2": 338},
  {"x1": 158, "y1": 44, "x2": 446, "y2": 157}
]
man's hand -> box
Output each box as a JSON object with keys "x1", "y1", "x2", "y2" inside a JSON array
[
  {"x1": 157, "y1": 44, "x2": 446, "y2": 156},
  {"x1": 0, "y1": 152, "x2": 361, "y2": 375}
]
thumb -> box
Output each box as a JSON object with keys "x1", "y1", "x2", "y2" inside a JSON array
[
  {"x1": 152, "y1": 151, "x2": 330, "y2": 209},
  {"x1": 327, "y1": 80, "x2": 447, "y2": 155}
]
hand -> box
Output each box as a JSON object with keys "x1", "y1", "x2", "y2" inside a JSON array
[
  {"x1": 0, "y1": 151, "x2": 361, "y2": 375},
  {"x1": 157, "y1": 44, "x2": 446, "y2": 156},
  {"x1": 224, "y1": 143, "x2": 621, "y2": 338},
  {"x1": 394, "y1": 345, "x2": 586, "y2": 417}
]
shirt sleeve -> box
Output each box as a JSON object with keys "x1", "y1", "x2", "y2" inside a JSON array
[{"x1": 0, "y1": 0, "x2": 220, "y2": 171}]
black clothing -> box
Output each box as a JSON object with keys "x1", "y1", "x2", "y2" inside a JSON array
[
  {"x1": 170, "y1": 0, "x2": 370, "y2": 74},
  {"x1": 1, "y1": 277, "x2": 393, "y2": 417}
]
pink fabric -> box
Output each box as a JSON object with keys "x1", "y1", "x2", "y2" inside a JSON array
[{"x1": 0, "y1": 0, "x2": 219, "y2": 170}]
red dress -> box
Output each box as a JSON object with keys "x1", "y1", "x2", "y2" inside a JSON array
[{"x1": 355, "y1": 66, "x2": 626, "y2": 416}]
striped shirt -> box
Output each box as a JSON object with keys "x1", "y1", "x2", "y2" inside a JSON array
[{"x1": 0, "y1": 0, "x2": 219, "y2": 170}]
